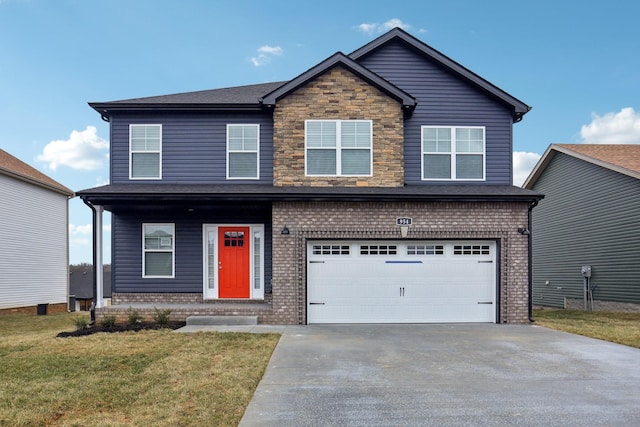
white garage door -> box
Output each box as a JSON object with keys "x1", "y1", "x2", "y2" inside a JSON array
[{"x1": 307, "y1": 240, "x2": 496, "y2": 323}]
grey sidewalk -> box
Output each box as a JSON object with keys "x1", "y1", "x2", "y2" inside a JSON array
[{"x1": 239, "y1": 324, "x2": 640, "y2": 426}]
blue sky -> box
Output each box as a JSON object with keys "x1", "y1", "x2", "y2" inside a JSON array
[{"x1": 2, "y1": 0, "x2": 639, "y2": 264}]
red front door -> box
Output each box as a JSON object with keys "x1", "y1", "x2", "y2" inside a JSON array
[{"x1": 218, "y1": 227, "x2": 250, "y2": 298}]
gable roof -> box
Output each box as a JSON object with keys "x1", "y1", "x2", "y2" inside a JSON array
[
  {"x1": 90, "y1": 27, "x2": 526, "y2": 121},
  {"x1": 350, "y1": 27, "x2": 531, "y2": 122},
  {"x1": 0, "y1": 149, "x2": 74, "y2": 196},
  {"x1": 260, "y1": 52, "x2": 417, "y2": 111},
  {"x1": 523, "y1": 144, "x2": 640, "y2": 188}
]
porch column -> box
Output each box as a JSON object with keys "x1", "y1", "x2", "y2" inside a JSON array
[{"x1": 94, "y1": 204, "x2": 105, "y2": 308}]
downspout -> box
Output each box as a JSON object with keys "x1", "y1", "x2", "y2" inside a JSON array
[
  {"x1": 527, "y1": 200, "x2": 539, "y2": 322},
  {"x1": 82, "y1": 198, "x2": 98, "y2": 326}
]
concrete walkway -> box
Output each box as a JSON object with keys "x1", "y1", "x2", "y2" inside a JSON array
[{"x1": 238, "y1": 324, "x2": 640, "y2": 426}]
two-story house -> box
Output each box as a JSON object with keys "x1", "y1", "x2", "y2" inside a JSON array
[{"x1": 78, "y1": 28, "x2": 542, "y2": 324}]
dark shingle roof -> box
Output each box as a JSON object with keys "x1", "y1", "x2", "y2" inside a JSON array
[
  {"x1": 0, "y1": 149, "x2": 74, "y2": 196},
  {"x1": 78, "y1": 184, "x2": 542, "y2": 210},
  {"x1": 90, "y1": 81, "x2": 286, "y2": 111}
]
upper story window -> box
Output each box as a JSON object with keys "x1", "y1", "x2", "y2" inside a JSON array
[
  {"x1": 227, "y1": 124, "x2": 259, "y2": 179},
  {"x1": 143, "y1": 223, "x2": 174, "y2": 278},
  {"x1": 305, "y1": 120, "x2": 372, "y2": 176},
  {"x1": 130, "y1": 124, "x2": 162, "y2": 179},
  {"x1": 421, "y1": 126, "x2": 485, "y2": 180}
]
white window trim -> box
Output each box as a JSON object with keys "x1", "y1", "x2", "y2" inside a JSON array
[
  {"x1": 421, "y1": 126, "x2": 486, "y2": 181},
  {"x1": 202, "y1": 224, "x2": 265, "y2": 300},
  {"x1": 226, "y1": 124, "x2": 260, "y2": 180},
  {"x1": 129, "y1": 124, "x2": 162, "y2": 180},
  {"x1": 142, "y1": 223, "x2": 175, "y2": 278},
  {"x1": 305, "y1": 119, "x2": 373, "y2": 177}
]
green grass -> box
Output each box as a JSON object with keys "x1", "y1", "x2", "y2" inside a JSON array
[
  {"x1": 533, "y1": 308, "x2": 640, "y2": 349},
  {"x1": 0, "y1": 312, "x2": 280, "y2": 426}
]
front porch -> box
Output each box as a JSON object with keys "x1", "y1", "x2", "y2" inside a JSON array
[{"x1": 95, "y1": 301, "x2": 273, "y2": 323}]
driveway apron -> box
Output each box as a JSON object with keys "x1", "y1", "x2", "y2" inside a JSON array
[{"x1": 239, "y1": 324, "x2": 640, "y2": 426}]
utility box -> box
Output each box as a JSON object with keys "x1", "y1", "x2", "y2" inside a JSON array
[
  {"x1": 581, "y1": 265, "x2": 592, "y2": 278},
  {"x1": 68, "y1": 295, "x2": 76, "y2": 312},
  {"x1": 37, "y1": 303, "x2": 48, "y2": 315}
]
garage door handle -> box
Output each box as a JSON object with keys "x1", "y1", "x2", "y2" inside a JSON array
[
  {"x1": 478, "y1": 261, "x2": 493, "y2": 263},
  {"x1": 309, "y1": 261, "x2": 325, "y2": 264},
  {"x1": 477, "y1": 301, "x2": 493, "y2": 304},
  {"x1": 309, "y1": 302, "x2": 325, "y2": 305}
]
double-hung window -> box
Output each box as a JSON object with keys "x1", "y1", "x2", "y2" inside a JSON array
[
  {"x1": 306, "y1": 120, "x2": 372, "y2": 176},
  {"x1": 422, "y1": 126, "x2": 485, "y2": 180},
  {"x1": 227, "y1": 124, "x2": 259, "y2": 179},
  {"x1": 143, "y1": 224, "x2": 175, "y2": 278},
  {"x1": 130, "y1": 124, "x2": 162, "y2": 179}
]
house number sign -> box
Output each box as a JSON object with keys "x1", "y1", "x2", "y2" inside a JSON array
[{"x1": 396, "y1": 217, "x2": 412, "y2": 226}]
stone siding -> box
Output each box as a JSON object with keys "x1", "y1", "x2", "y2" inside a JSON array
[{"x1": 273, "y1": 66, "x2": 404, "y2": 187}]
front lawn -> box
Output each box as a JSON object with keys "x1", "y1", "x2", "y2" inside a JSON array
[
  {"x1": 533, "y1": 308, "x2": 640, "y2": 349},
  {"x1": 0, "y1": 312, "x2": 279, "y2": 426}
]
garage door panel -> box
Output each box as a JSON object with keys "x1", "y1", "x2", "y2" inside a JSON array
[{"x1": 307, "y1": 240, "x2": 496, "y2": 323}]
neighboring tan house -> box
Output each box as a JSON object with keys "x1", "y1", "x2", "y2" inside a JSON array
[
  {"x1": 78, "y1": 28, "x2": 542, "y2": 324},
  {"x1": 0, "y1": 149, "x2": 74, "y2": 314},
  {"x1": 69, "y1": 264, "x2": 112, "y2": 311},
  {"x1": 524, "y1": 144, "x2": 640, "y2": 311}
]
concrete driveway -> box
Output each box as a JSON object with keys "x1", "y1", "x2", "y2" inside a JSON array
[{"x1": 239, "y1": 324, "x2": 640, "y2": 426}]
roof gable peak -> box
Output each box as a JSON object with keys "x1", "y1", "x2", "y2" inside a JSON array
[
  {"x1": 260, "y1": 51, "x2": 416, "y2": 111},
  {"x1": 350, "y1": 27, "x2": 530, "y2": 121}
]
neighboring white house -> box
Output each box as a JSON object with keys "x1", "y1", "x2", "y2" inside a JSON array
[{"x1": 0, "y1": 149, "x2": 74, "y2": 313}]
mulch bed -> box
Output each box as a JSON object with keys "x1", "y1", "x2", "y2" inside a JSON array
[{"x1": 57, "y1": 322, "x2": 186, "y2": 338}]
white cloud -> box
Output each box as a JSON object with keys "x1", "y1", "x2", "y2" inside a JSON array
[
  {"x1": 257, "y1": 45, "x2": 283, "y2": 56},
  {"x1": 70, "y1": 223, "x2": 92, "y2": 236},
  {"x1": 251, "y1": 45, "x2": 284, "y2": 67},
  {"x1": 580, "y1": 107, "x2": 640, "y2": 144},
  {"x1": 37, "y1": 126, "x2": 109, "y2": 171},
  {"x1": 356, "y1": 18, "x2": 412, "y2": 35},
  {"x1": 513, "y1": 151, "x2": 542, "y2": 187}
]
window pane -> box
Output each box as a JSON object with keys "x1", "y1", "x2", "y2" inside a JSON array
[
  {"x1": 341, "y1": 121, "x2": 371, "y2": 148},
  {"x1": 307, "y1": 149, "x2": 336, "y2": 175},
  {"x1": 132, "y1": 153, "x2": 160, "y2": 178},
  {"x1": 456, "y1": 128, "x2": 483, "y2": 153},
  {"x1": 423, "y1": 128, "x2": 451, "y2": 152},
  {"x1": 229, "y1": 152, "x2": 258, "y2": 178},
  {"x1": 254, "y1": 231, "x2": 261, "y2": 290},
  {"x1": 341, "y1": 149, "x2": 370, "y2": 175},
  {"x1": 228, "y1": 125, "x2": 258, "y2": 151},
  {"x1": 131, "y1": 125, "x2": 160, "y2": 151},
  {"x1": 424, "y1": 154, "x2": 451, "y2": 179},
  {"x1": 456, "y1": 154, "x2": 483, "y2": 179},
  {"x1": 145, "y1": 252, "x2": 173, "y2": 276},
  {"x1": 307, "y1": 121, "x2": 336, "y2": 148},
  {"x1": 144, "y1": 225, "x2": 173, "y2": 249}
]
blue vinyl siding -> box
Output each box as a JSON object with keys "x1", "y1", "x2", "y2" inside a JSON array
[
  {"x1": 110, "y1": 112, "x2": 273, "y2": 184},
  {"x1": 531, "y1": 153, "x2": 640, "y2": 307},
  {"x1": 112, "y1": 207, "x2": 272, "y2": 294},
  {"x1": 356, "y1": 40, "x2": 514, "y2": 185}
]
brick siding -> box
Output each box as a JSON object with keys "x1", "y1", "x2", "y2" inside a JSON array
[{"x1": 271, "y1": 200, "x2": 531, "y2": 324}]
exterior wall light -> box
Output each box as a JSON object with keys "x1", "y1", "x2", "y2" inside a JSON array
[
  {"x1": 281, "y1": 225, "x2": 290, "y2": 235},
  {"x1": 517, "y1": 227, "x2": 530, "y2": 235}
]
